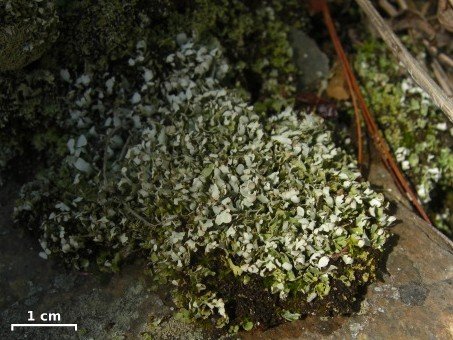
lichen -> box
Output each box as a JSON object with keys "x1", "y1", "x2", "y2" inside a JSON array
[
  {"x1": 156, "y1": 0, "x2": 309, "y2": 111},
  {"x1": 353, "y1": 39, "x2": 453, "y2": 237},
  {"x1": 2, "y1": 0, "x2": 395, "y2": 331},
  {"x1": 0, "y1": 0, "x2": 308, "y2": 183},
  {"x1": 14, "y1": 39, "x2": 392, "y2": 329}
]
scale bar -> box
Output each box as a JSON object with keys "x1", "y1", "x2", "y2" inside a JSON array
[{"x1": 11, "y1": 324, "x2": 77, "y2": 331}]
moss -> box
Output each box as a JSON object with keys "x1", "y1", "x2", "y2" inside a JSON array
[
  {"x1": 353, "y1": 39, "x2": 453, "y2": 237},
  {"x1": 0, "y1": 67, "x2": 66, "y2": 186},
  {"x1": 0, "y1": 0, "x2": 59, "y2": 71},
  {"x1": 55, "y1": 0, "x2": 146, "y2": 66},
  {"x1": 181, "y1": 0, "x2": 309, "y2": 110}
]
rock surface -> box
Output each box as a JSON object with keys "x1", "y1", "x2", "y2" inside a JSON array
[
  {"x1": 289, "y1": 29, "x2": 330, "y2": 91},
  {"x1": 0, "y1": 159, "x2": 452, "y2": 339}
]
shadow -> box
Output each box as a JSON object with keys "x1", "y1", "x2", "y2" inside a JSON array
[
  {"x1": 386, "y1": 198, "x2": 399, "y2": 216},
  {"x1": 376, "y1": 232, "x2": 400, "y2": 282}
]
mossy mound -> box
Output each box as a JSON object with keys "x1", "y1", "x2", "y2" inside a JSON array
[{"x1": 15, "y1": 40, "x2": 392, "y2": 330}]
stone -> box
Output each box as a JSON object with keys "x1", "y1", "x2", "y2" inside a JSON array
[
  {"x1": 398, "y1": 282, "x2": 429, "y2": 306},
  {"x1": 289, "y1": 29, "x2": 330, "y2": 91}
]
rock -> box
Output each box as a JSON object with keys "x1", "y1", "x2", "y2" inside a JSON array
[
  {"x1": 289, "y1": 29, "x2": 329, "y2": 91},
  {"x1": 398, "y1": 282, "x2": 429, "y2": 306}
]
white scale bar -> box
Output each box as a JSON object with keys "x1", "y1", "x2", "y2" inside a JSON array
[{"x1": 11, "y1": 324, "x2": 77, "y2": 331}]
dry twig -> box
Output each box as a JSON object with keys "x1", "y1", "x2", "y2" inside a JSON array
[
  {"x1": 432, "y1": 59, "x2": 453, "y2": 96},
  {"x1": 392, "y1": 15, "x2": 437, "y2": 39},
  {"x1": 396, "y1": 0, "x2": 408, "y2": 11},
  {"x1": 379, "y1": 0, "x2": 399, "y2": 17},
  {"x1": 439, "y1": 53, "x2": 453, "y2": 68},
  {"x1": 355, "y1": 0, "x2": 453, "y2": 123}
]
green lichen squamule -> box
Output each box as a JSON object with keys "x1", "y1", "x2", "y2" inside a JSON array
[
  {"x1": 15, "y1": 39, "x2": 393, "y2": 329},
  {"x1": 2, "y1": 0, "x2": 395, "y2": 331}
]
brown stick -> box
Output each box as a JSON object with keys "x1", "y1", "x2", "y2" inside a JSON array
[
  {"x1": 352, "y1": 86, "x2": 363, "y2": 165},
  {"x1": 355, "y1": 0, "x2": 453, "y2": 123}
]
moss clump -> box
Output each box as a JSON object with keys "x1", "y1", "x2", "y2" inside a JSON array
[
  {"x1": 0, "y1": 0, "x2": 59, "y2": 71},
  {"x1": 0, "y1": 0, "x2": 307, "y2": 181},
  {"x1": 151, "y1": 0, "x2": 309, "y2": 111},
  {"x1": 353, "y1": 39, "x2": 453, "y2": 237},
  {"x1": 15, "y1": 39, "x2": 392, "y2": 329},
  {"x1": 0, "y1": 68, "x2": 64, "y2": 185},
  {"x1": 56, "y1": 0, "x2": 151, "y2": 66}
]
